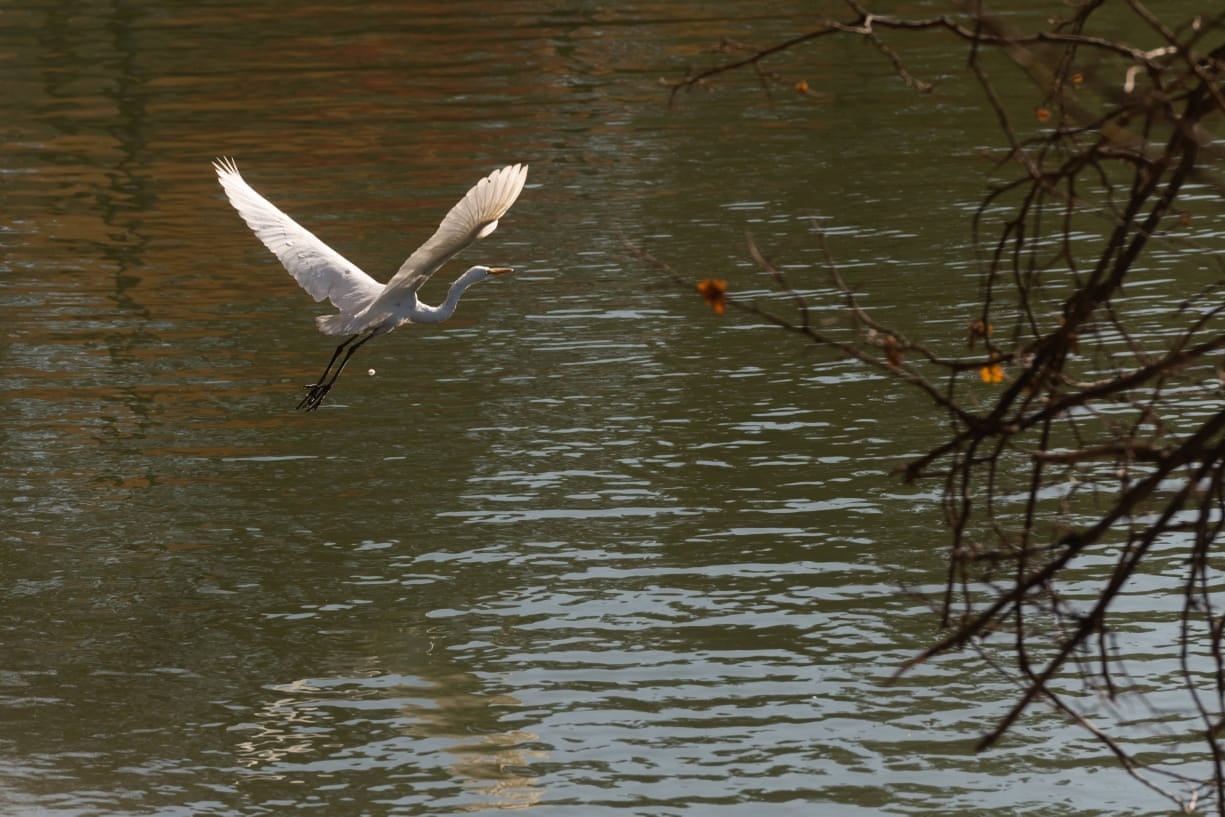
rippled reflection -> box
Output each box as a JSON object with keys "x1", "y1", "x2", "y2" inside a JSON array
[{"x1": 1, "y1": 1, "x2": 1208, "y2": 816}]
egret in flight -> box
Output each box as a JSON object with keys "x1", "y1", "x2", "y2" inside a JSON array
[{"x1": 214, "y1": 158, "x2": 528, "y2": 411}]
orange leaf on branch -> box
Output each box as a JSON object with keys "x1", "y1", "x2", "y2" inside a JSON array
[
  {"x1": 696, "y1": 278, "x2": 728, "y2": 315},
  {"x1": 967, "y1": 319, "x2": 992, "y2": 350}
]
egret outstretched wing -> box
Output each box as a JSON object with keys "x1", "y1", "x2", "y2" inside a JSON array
[
  {"x1": 381, "y1": 163, "x2": 528, "y2": 297},
  {"x1": 215, "y1": 157, "x2": 528, "y2": 412},
  {"x1": 213, "y1": 157, "x2": 383, "y2": 313}
]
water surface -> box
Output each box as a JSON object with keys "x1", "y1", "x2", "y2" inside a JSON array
[{"x1": 3, "y1": 2, "x2": 1220, "y2": 816}]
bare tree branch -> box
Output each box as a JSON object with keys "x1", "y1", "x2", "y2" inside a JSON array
[{"x1": 644, "y1": 4, "x2": 1225, "y2": 812}]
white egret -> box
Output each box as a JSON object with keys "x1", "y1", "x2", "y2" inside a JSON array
[{"x1": 214, "y1": 158, "x2": 528, "y2": 411}]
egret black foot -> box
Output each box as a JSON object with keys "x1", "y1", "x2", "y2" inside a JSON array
[{"x1": 297, "y1": 383, "x2": 331, "y2": 411}]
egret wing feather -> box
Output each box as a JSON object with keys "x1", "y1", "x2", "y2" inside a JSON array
[
  {"x1": 382, "y1": 163, "x2": 528, "y2": 296},
  {"x1": 214, "y1": 158, "x2": 383, "y2": 314}
]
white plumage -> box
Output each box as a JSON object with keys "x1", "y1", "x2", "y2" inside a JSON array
[{"x1": 214, "y1": 158, "x2": 528, "y2": 410}]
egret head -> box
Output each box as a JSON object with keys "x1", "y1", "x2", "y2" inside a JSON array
[
  {"x1": 455, "y1": 265, "x2": 511, "y2": 285},
  {"x1": 455, "y1": 265, "x2": 513, "y2": 289}
]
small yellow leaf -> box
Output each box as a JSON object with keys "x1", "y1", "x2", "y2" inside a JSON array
[{"x1": 980, "y1": 363, "x2": 1005, "y2": 384}]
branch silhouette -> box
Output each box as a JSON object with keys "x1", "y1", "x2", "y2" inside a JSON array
[{"x1": 645, "y1": 4, "x2": 1225, "y2": 812}]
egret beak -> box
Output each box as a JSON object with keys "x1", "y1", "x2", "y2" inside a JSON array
[{"x1": 489, "y1": 266, "x2": 513, "y2": 276}]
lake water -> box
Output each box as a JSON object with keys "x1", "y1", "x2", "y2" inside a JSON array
[{"x1": 3, "y1": 2, "x2": 1221, "y2": 815}]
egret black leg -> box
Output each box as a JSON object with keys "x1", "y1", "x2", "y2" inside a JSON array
[
  {"x1": 311, "y1": 335, "x2": 358, "y2": 388},
  {"x1": 297, "y1": 334, "x2": 358, "y2": 410},
  {"x1": 297, "y1": 330, "x2": 376, "y2": 411}
]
